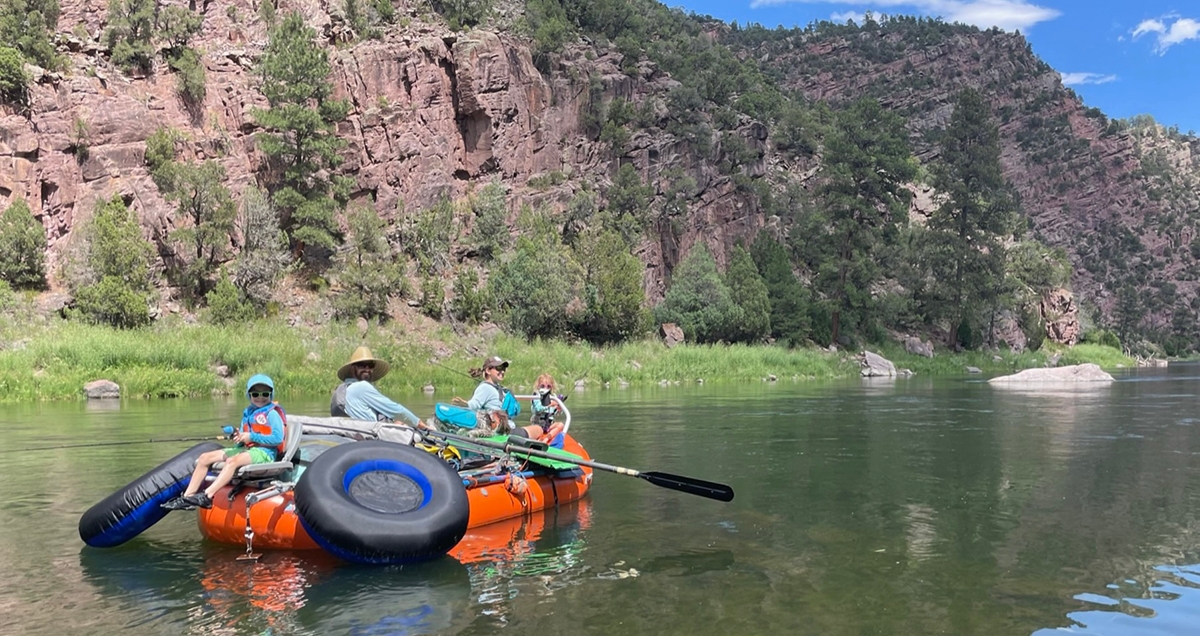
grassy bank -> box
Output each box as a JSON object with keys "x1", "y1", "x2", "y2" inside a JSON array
[{"x1": 0, "y1": 315, "x2": 1133, "y2": 401}]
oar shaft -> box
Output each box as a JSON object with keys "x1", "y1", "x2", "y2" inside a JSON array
[{"x1": 424, "y1": 429, "x2": 635, "y2": 476}]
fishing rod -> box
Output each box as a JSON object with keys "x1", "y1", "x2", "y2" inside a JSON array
[{"x1": 13, "y1": 435, "x2": 224, "y2": 453}]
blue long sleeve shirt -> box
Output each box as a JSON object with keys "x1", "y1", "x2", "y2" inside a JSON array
[
  {"x1": 466, "y1": 382, "x2": 504, "y2": 411},
  {"x1": 344, "y1": 380, "x2": 421, "y2": 426},
  {"x1": 240, "y1": 403, "x2": 285, "y2": 452}
]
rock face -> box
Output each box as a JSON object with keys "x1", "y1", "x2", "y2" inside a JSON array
[
  {"x1": 661, "y1": 323, "x2": 684, "y2": 348},
  {"x1": 904, "y1": 336, "x2": 934, "y2": 358},
  {"x1": 860, "y1": 351, "x2": 896, "y2": 377},
  {"x1": 1041, "y1": 288, "x2": 1080, "y2": 346},
  {"x1": 988, "y1": 363, "x2": 1115, "y2": 384},
  {"x1": 83, "y1": 379, "x2": 120, "y2": 399}
]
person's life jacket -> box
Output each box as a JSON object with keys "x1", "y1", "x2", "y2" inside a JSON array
[
  {"x1": 241, "y1": 403, "x2": 287, "y2": 458},
  {"x1": 330, "y1": 380, "x2": 391, "y2": 422}
]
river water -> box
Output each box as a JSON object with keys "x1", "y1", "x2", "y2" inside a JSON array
[{"x1": 1, "y1": 365, "x2": 1198, "y2": 635}]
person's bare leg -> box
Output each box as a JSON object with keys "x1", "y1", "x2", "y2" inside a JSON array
[
  {"x1": 183, "y1": 449, "x2": 225, "y2": 496},
  {"x1": 204, "y1": 452, "x2": 253, "y2": 497}
]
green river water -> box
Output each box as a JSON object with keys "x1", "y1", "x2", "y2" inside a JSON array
[{"x1": 1, "y1": 365, "x2": 1198, "y2": 635}]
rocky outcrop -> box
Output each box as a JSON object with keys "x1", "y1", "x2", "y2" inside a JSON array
[
  {"x1": 904, "y1": 336, "x2": 934, "y2": 358},
  {"x1": 860, "y1": 350, "x2": 896, "y2": 377},
  {"x1": 988, "y1": 363, "x2": 1115, "y2": 384},
  {"x1": 1041, "y1": 288, "x2": 1080, "y2": 346},
  {"x1": 660, "y1": 323, "x2": 684, "y2": 348},
  {"x1": 83, "y1": 379, "x2": 120, "y2": 399}
]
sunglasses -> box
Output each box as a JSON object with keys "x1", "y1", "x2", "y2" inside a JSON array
[
  {"x1": 355, "y1": 362, "x2": 375, "y2": 369},
  {"x1": 537, "y1": 385, "x2": 552, "y2": 389},
  {"x1": 249, "y1": 391, "x2": 272, "y2": 398}
]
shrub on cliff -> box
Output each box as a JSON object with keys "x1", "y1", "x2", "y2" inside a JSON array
[
  {"x1": 105, "y1": 0, "x2": 156, "y2": 73},
  {"x1": 0, "y1": 45, "x2": 25, "y2": 105},
  {"x1": 0, "y1": 0, "x2": 61, "y2": 71},
  {"x1": 234, "y1": 188, "x2": 289, "y2": 308},
  {"x1": 471, "y1": 182, "x2": 509, "y2": 262},
  {"x1": 0, "y1": 198, "x2": 46, "y2": 288},
  {"x1": 432, "y1": 0, "x2": 492, "y2": 30}
]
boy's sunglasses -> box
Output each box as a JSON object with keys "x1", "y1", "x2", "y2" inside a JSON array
[{"x1": 249, "y1": 391, "x2": 272, "y2": 398}]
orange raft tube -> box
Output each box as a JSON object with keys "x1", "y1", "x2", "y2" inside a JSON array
[{"x1": 196, "y1": 434, "x2": 593, "y2": 552}]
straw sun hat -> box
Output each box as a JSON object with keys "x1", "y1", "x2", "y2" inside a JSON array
[{"x1": 337, "y1": 346, "x2": 391, "y2": 382}]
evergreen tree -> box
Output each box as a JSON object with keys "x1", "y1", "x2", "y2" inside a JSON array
[
  {"x1": 604, "y1": 163, "x2": 654, "y2": 247},
  {"x1": 450, "y1": 266, "x2": 487, "y2": 324},
  {"x1": 159, "y1": 160, "x2": 237, "y2": 300},
  {"x1": 815, "y1": 97, "x2": 916, "y2": 344},
  {"x1": 724, "y1": 244, "x2": 769, "y2": 343},
  {"x1": 655, "y1": 243, "x2": 740, "y2": 343},
  {"x1": 71, "y1": 196, "x2": 155, "y2": 328},
  {"x1": 254, "y1": 12, "x2": 352, "y2": 262},
  {"x1": 205, "y1": 270, "x2": 256, "y2": 324},
  {"x1": 0, "y1": 198, "x2": 45, "y2": 288},
  {"x1": 0, "y1": 0, "x2": 61, "y2": 70},
  {"x1": 751, "y1": 230, "x2": 811, "y2": 345},
  {"x1": 333, "y1": 205, "x2": 403, "y2": 320},
  {"x1": 575, "y1": 227, "x2": 648, "y2": 343},
  {"x1": 105, "y1": 0, "x2": 156, "y2": 73},
  {"x1": 0, "y1": 45, "x2": 25, "y2": 105},
  {"x1": 925, "y1": 88, "x2": 1016, "y2": 348}
]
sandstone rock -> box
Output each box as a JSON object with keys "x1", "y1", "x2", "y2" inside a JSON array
[
  {"x1": 213, "y1": 365, "x2": 230, "y2": 378},
  {"x1": 860, "y1": 351, "x2": 896, "y2": 377},
  {"x1": 904, "y1": 336, "x2": 934, "y2": 358},
  {"x1": 988, "y1": 363, "x2": 1115, "y2": 384},
  {"x1": 965, "y1": 366, "x2": 982, "y2": 374},
  {"x1": 1041, "y1": 288, "x2": 1080, "y2": 346},
  {"x1": 422, "y1": 384, "x2": 435, "y2": 394},
  {"x1": 990, "y1": 310, "x2": 1027, "y2": 352},
  {"x1": 83, "y1": 379, "x2": 120, "y2": 399},
  {"x1": 661, "y1": 323, "x2": 684, "y2": 348}
]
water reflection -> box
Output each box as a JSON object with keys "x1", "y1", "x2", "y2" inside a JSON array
[{"x1": 1033, "y1": 564, "x2": 1200, "y2": 635}]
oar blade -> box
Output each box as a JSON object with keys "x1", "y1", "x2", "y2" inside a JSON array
[{"x1": 641, "y1": 471, "x2": 735, "y2": 502}]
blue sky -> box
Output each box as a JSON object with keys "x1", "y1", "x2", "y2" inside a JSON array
[{"x1": 666, "y1": 0, "x2": 1200, "y2": 134}]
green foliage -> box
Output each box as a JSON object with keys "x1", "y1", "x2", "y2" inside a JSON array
[
  {"x1": 399, "y1": 197, "x2": 456, "y2": 273},
  {"x1": 69, "y1": 196, "x2": 155, "y2": 328},
  {"x1": 332, "y1": 205, "x2": 404, "y2": 321},
  {"x1": 168, "y1": 47, "x2": 206, "y2": 105},
  {"x1": 922, "y1": 88, "x2": 1015, "y2": 346},
  {"x1": 814, "y1": 97, "x2": 915, "y2": 343},
  {"x1": 1021, "y1": 305, "x2": 1045, "y2": 352},
  {"x1": 655, "y1": 243, "x2": 740, "y2": 344},
  {"x1": 205, "y1": 270, "x2": 256, "y2": 324},
  {"x1": 0, "y1": 45, "x2": 26, "y2": 105},
  {"x1": 470, "y1": 182, "x2": 509, "y2": 261},
  {"x1": 0, "y1": 0, "x2": 61, "y2": 70},
  {"x1": 723, "y1": 244, "x2": 769, "y2": 343},
  {"x1": 0, "y1": 198, "x2": 46, "y2": 288},
  {"x1": 105, "y1": 0, "x2": 156, "y2": 73},
  {"x1": 144, "y1": 126, "x2": 182, "y2": 179},
  {"x1": 750, "y1": 230, "x2": 811, "y2": 345},
  {"x1": 574, "y1": 228, "x2": 648, "y2": 343},
  {"x1": 157, "y1": 5, "x2": 202, "y2": 52},
  {"x1": 432, "y1": 0, "x2": 491, "y2": 30},
  {"x1": 254, "y1": 12, "x2": 351, "y2": 261},
  {"x1": 489, "y1": 228, "x2": 585, "y2": 339},
  {"x1": 604, "y1": 163, "x2": 654, "y2": 246},
  {"x1": 159, "y1": 161, "x2": 238, "y2": 300},
  {"x1": 1006, "y1": 240, "x2": 1070, "y2": 299},
  {"x1": 234, "y1": 188, "x2": 289, "y2": 307},
  {"x1": 450, "y1": 266, "x2": 487, "y2": 324},
  {"x1": 258, "y1": 0, "x2": 277, "y2": 24},
  {"x1": 68, "y1": 117, "x2": 90, "y2": 163},
  {"x1": 526, "y1": 0, "x2": 571, "y2": 72},
  {"x1": 419, "y1": 275, "x2": 444, "y2": 319},
  {"x1": 1081, "y1": 328, "x2": 1121, "y2": 350}
]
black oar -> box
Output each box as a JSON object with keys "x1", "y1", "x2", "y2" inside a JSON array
[
  {"x1": 420, "y1": 428, "x2": 734, "y2": 502},
  {"x1": 12, "y1": 435, "x2": 223, "y2": 453}
]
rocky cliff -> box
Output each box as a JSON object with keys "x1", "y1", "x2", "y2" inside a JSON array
[{"x1": 2, "y1": 3, "x2": 1197, "y2": 346}]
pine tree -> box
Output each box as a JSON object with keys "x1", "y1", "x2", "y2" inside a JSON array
[
  {"x1": 575, "y1": 228, "x2": 648, "y2": 343},
  {"x1": 751, "y1": 230, "x2": 811, "y2": 345},
  {"x1": 254, "y1": 12, "x2": 352, "y2": 262},
  {"x1": 0, "y1": 0, "x2": 61, "y2": 70},
  {"x1": 0, "y1": 198, "x2": 46, "y2": 288},
  {"x1": 926, "y1": 88, "x2": 1017, "y2": 348},
  {"x1": 723, "y1": 244, "x2": 769, "y2": 343},
  {"x1": 816, "y1": 97, "x2": 916, "y2": 344}
]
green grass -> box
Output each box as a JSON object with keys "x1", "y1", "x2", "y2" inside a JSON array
[{"x1": 0, "y1": 314, "x2": 1135, "y2": 401}]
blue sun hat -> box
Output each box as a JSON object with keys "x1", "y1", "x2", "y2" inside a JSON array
[{"x1": 245, "y1": 374, "x2": 275, "y2": 399}]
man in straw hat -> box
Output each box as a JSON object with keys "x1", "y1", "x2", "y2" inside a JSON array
[{"x1": 330, "y1": 346, "x2": 421, "y2": 426}]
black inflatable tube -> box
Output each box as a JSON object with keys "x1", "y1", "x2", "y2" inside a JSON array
[
  {"x1": 79, "y1": 442, "x2": 223, "y2": 548},
  {"x1": 295, "y1": 440, "x2": 470, "y2": 565}
]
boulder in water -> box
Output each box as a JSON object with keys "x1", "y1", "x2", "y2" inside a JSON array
[
  {"x1": 83, "y1": 379, "x2": 121, "y2": 400},
  {"x1": 988, "y1": 363, "x2": 1114, "y2": 385}
]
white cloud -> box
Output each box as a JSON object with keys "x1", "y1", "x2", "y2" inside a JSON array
[
  {"x1": 748, "y1": 0, "x2": 1060, "y2": 32},
  {"x1": 1059, "y1": 72, "x2": 1118, "y2": 86},
  {"x1": 1132, "y1": 16, "x2": 1200, "y2": 54},
  {"x1": 831, "y1": 10, "x2": 867, "y2": 23}
]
